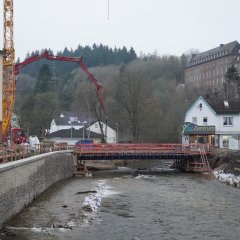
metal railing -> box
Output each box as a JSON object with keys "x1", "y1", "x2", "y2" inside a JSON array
[
  {"x1": 0, "y1": 142, "x2": 69, "y2": 164},
  {"x1": 73, "y1": 143, "x2": 213, "y2": 158}
]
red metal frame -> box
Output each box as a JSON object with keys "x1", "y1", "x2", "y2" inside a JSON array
[
  {"x1": 74, "y1": 143, "x2": 213, "y2": 155},
  {"x1": 74, "y1": 143, "x2": 212, "y2": 172}
]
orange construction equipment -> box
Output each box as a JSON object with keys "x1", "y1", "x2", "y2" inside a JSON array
[{"x1": 2, "y1": 0, "x2": 16, "y2": 141}]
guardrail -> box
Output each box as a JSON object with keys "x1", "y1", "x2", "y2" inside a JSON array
[
  {"x1": 73, "y1": 143, "x2": 213, "y2": 160},
  {"x1": 0, "y1": 142, "x2": 69, "y2": 164}
]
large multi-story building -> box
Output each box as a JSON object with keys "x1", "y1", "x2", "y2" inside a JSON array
[{"x1": 184, "y1": 41, "x2": 240, "y2": 89}]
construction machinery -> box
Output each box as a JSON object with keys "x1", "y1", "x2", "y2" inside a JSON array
[
  {"x1": 2, "y1": 0, "x2": 16, "y2": 142},
  {"x1": 1, "y1": 0, "x2": 107, "y2": 143}
]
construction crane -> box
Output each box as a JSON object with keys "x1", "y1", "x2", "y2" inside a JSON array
[
  {"x1": 2, "y1": 0, "x2": 16, "y2": 141},
  {"x1": 1, "y1": 0, "x2": 108, "y2": 142},
  {"x1": 15, "y1": 51, "x2": 108, "y2": 140}
]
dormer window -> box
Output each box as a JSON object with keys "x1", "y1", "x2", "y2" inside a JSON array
[
  {"x1": 224, "y1": 100, "x2": 229, "y2": 108},
  {"x1": 69, "y1": 117, "x2": 77, "y2": 122}
]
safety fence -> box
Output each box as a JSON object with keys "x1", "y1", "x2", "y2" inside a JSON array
[
  {"x1": 0, "y1": 142, "x2": 69, "y2": 164},
  {"x1": 73, "y1": 143, "x2": 213, "y2": 160},
  {"x1": 73, "y1": 143, "x2": 213, "y2": 172}
]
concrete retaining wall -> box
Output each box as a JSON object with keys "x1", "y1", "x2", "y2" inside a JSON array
[{"x1": 0, "y1": 151, "x2": 74, "y2": 228}]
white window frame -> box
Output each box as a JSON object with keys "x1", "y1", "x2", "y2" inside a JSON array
[
  {"x1": 203, "y1": 117, "x2": 208, "y2": 126},
  {"x1": 192, "y1": 117, "x2": 197, "y2": 125},
  {"x1": 223, "y1": 117, "x2": 233, "y2": 126}
]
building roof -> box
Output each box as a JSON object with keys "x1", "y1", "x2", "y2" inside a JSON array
[
  {"x1": 187, "y1": 41, "x2": 240, "y2": 68},
  {"x1": 48, "y1": 128, "x2": 103, "y2": 138},
  {"x1": 205, "y1": 98, "x2": 240, "y2": 114},
  {"x1": 89, "y1": 120, "x2": 116, "y2": 131},
  {"x1": 54, "y1": 112, "x2": 95, "y2": 126}
]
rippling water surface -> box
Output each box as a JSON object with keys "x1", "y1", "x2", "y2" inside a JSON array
[{"x1": 5, "y1": 160, "x2": 240, "y2": 240}]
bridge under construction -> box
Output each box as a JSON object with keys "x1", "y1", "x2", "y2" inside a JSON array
[{"x1": 74, "y1": 143, "x2": 212, "y2": 173}]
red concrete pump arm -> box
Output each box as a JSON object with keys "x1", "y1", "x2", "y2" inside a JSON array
[{"x1": 15, "y1": 51, "x2": 107, "y2": 116}]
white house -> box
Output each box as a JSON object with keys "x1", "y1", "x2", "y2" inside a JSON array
[
  {"x1": 48, "y1": 112, "x2": 117, "y2": 144},
  {"x1": 87, "y1": 120, "x2": 116, "y2": 144},
  {"x1": 182, "y1": 96, "x2": 240, "y2": 149},
  {"x1": 49, "y1": 112, "x2": 91, "y2": 134}
]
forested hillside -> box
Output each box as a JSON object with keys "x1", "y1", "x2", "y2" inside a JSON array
[
  {"x1": 15, "y1": 44, "x2": 196, "y2": 142},
  {"x1": 18, "y1": 44, "x2": 137, "y2": 78}
]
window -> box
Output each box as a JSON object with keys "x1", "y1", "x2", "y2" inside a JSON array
[
  {"x1": 192, "y1": 117, "x2": 197, "y2": 125},
  {"x1": 203, "y1": 117, "x2": 208, "y2": 126},
  {"x1": 95, "y1": 123, "x2": 98, "y2": 128},
  {"x1": 223, "y1": 117, "x2": 233, "y2": 126}
]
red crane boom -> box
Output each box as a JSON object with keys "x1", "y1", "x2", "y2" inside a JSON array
[{"x1": 15, "y1": 51, "x2": 107, "y2": 116}]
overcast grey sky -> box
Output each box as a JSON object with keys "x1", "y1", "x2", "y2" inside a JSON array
[{"x1": 1, "y1": 0, "x2": 240, "y2": 60}]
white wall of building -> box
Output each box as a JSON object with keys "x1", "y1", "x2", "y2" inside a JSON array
[
  {"x1": 88, "y1": 121, "x2": 116, "y2": 143},
  {"x1": 184, "y1": 97, "x2": 240, "y2": 148},
  {"x1": 185, "y1": 98, "x2": 217, "y2": 126}
]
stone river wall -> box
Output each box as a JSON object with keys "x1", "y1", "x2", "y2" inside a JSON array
[{"x1": 0, "y1": 151, "x2": 74, "y2": 228}]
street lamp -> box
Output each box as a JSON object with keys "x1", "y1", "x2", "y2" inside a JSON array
[
  {"x1": 83, "y1": 121, "x2": 87, "y2": 139},
  {"x1": 115, "y1": 123, "x2": 119, "y2": 143}
]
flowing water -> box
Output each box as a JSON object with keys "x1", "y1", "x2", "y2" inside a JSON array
[{"x1": 4, "y1": 160, "x2": 240, "y2": 240}]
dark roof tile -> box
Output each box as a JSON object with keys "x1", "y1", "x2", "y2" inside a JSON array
[
  {"x1": 48, "y1": 128, "x2": 103, "y2": 138},
  {"x1": 189, "y1": 41, "x2": 240, "y2": 64},
  {"x1": 205, "y1": 98, "x2": 240, "y2": 114}
]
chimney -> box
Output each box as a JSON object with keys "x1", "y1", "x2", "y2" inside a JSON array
[
  {"x1": 205, "y1": 94, "x2": 210, "y2": 99},
  {"x1": 220, "y1": 44, "x2": 224, "y2": 47}
]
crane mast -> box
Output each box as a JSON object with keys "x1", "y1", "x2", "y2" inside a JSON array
[{"x1": 2, "y1": 0, "x2": 16, "y2": 139}]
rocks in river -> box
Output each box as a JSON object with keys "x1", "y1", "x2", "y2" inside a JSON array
[
  {"x1": 0, "y1": 233, "x2": 7, "y2": 240},
  {"x1": 83, "y1": 204, "x2": 94, "y2": 212},
  {"x1": 75, "y1": 190, "x2": 97, "y2": 195},
  {"x1": 83, "y1": 194, "x2": 102, "y2": 212}
]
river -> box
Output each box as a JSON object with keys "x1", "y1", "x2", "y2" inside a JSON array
[{"x1": 3, "y1": 160, "x2": 240, "y2": 240}]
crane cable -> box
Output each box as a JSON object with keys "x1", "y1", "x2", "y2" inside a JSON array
[{"x1": 107, "y1": 0, "x2": 110, "y2": 20}]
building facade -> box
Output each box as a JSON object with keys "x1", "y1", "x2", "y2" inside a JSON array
[
  {"x1": 185, "y1": 41, "x2": 240, "y2": 89},
  {"x1": 182, "y1": 96, "x2": 240, "y2": 149}
]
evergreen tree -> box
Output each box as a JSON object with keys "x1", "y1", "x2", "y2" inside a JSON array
[
  {"x1": 224, "y1": 65, "x2": 240, "y2": 98},
  {"x1": 35, "y1": 64, "x2": 53, "y2": 93}
]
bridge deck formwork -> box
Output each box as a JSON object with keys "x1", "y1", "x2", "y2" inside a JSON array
[{"x1": 73, "y1": 143, "x2": 212, "y2": 172}]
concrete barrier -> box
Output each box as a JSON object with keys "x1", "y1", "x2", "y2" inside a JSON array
[{"x1": 0, "y1": 151, "x2": 74, "y2": 228}]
